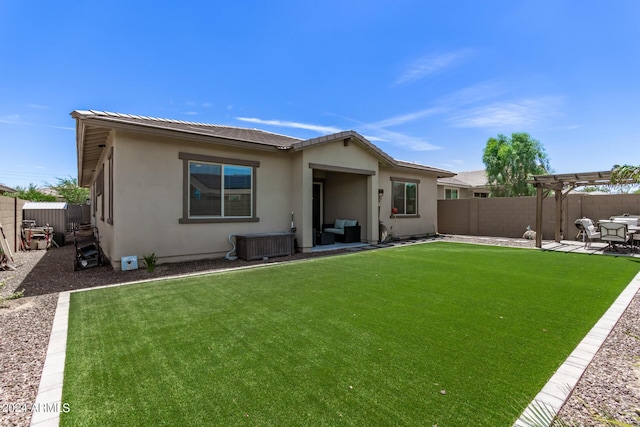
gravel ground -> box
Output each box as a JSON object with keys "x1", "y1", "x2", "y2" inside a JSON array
[{"x1": 0, "y1": 235, "x2": 638, "y2": 426}]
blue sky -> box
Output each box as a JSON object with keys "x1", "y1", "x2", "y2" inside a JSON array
[{"x1": 1, "y1": 1, "x2": 639, "y2": 189}]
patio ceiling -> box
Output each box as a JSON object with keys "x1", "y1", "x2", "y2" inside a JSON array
[{"x1": 77, "y1": 123, "x2": 111, "y2": 187}]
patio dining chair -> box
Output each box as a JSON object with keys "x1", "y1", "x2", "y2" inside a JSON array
[
  {"x1": 578, "y1": 218, "x2": 600, "y2": 249},
  {"x1": 599, "y1": 221, "x2": 630, "y2": 252},
  {"x1": 633, "y1": 232, "x2": 640, "y2": 253}
]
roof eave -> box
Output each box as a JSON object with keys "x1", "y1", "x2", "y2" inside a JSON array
[{"x1": 291, "y1": 130, "x2": 397, "y2": 167}]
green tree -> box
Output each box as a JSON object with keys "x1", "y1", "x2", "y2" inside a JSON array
[
  {"x1": 4, "y1": 183, "x2": 57, "y2": 201},
  {"x1": 610, "y1": 164, "x2": 640, "y2": 184},
  {"x1": 609, "y1": 164, "x2": 640, "y2": 194},
  {"x1": 47, "y1": 177, "x2": 89, "y2": 204},
  {"x1": 482, "y1": 133, "x2": 551, "y2": 197},
  {"x1": 580, "y1": 186, "x2": 611, "y2": 193}
]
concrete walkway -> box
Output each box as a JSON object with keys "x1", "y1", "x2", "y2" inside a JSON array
[{"x1": 542, "y1": 239, "x2": 640, "y2": 258}]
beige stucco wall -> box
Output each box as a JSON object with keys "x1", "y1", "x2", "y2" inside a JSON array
[
  {"x1": 94, "y1": 131, "x2": 295, "y2": 267},
  {"x1": 87, "y1": 130, "x2": 444, "y2": 267},
  {"x1": 437, "y1": 185, "x2": 487, "y2": 199},
  {"x1": 378, "y1": 167, "x2": 439, "y2": 238},
  {"x1": 297, "y1": 139, "x2": 380, "y2": 250}
]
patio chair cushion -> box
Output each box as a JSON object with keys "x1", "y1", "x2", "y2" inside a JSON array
[
  {"x1": 599, "y1": 221, "x2": 629, "y2": 243},
  {"x1": 322, "y1": 219, "x2": 361, "y2": 243}
]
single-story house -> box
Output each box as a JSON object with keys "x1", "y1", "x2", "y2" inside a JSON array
[
  {"x1": 73, "y1": 110, "x2": 454, "y2": 269},
  {"x1": 437, "y1": 170, "x2": 490, "y2": 199},
  {"x1": 0, "y1": 184, "x2": 18, "y2": 194}
]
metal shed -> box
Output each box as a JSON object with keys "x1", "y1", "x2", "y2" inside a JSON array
[{"x1": 22, "y1": 202, "x2": 69, "y2": 234}]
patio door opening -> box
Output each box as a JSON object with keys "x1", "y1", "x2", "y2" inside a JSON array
[{"x1": 313, "y1": 181, "x2": 324, "y2": 233}]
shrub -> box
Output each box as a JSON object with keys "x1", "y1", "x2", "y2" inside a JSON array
[{"x1": 143, "y1": 253, "x2": 158, "y2": 273}]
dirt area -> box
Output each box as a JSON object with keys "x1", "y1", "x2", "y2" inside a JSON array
[{"x1": 8, "y1": 240, "x2": 356, "y2": 297}]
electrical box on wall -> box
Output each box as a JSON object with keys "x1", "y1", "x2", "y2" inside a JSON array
[{"x1": 121, "y1": 256, "x2": 138, "y2": 271}]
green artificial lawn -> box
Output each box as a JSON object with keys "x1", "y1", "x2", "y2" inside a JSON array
[{"x1": 60, "y1": 242, "x2": 640, "y2": 426}]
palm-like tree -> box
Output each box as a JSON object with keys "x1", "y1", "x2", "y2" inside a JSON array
[{"x1": 610, "y1": 164, "x2": 640, "y2": 184}]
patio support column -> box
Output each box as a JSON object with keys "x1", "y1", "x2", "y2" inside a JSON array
[
  {"x1": 366, "y1": 175, "x2": 378, "y2": 244},
  {"x1": 535, "y1": 185, "x2": 543, "y2": 248},
  {"x1": 554, "y1": 185, "x2": 562, "y2": 243}
]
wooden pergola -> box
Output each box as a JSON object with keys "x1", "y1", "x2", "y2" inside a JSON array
[{"x1": 527, "y1": 171, "x2": 621, "y2": 248}]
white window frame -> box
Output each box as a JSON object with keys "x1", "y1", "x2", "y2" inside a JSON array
[{"x1": 445, "y1": 188, "x2": 459, "y2": 200}]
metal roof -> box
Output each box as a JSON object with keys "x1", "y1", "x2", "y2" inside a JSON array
[
  {"x1": 23, "y1": 202, "x2": 68, "y2": 210},
  {"x1": 72, "y1": 110, "x2": 455, "y2": 185}
]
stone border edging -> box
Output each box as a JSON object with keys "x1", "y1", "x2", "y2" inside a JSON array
[{"x1": 513, "y1": 270, "x2": 640, "y2": 426}]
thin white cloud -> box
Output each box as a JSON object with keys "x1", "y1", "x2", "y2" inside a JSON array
[
  {"x1": 333, "y1": 111, "x2": 441, "y2": 151},
  {"x1": 370, "y1": 127, "x2": 440, "y2": 151},
  {"x1": 0, "y1": 114, "x2": 73, "y2": 131},
  {"x1": 394, "y1": 50, "x2": 471, "y2": 86},
  {"x1": 0, "y1": 114, "x2": 23, "y2": 124},
  {"x1": 372, "y1": 107, "x2": 444, "y2": 128},
  {"x1": 235, "y1": 113, "x2": 440, "y2": 152},
  {"x1": 27, "y1": 104, "x2": 49, "y2": 110},
  {"x1": 361, "y1": 135, "x2": 386, "y2": 142},
  {"x1": 235, "y1": 117, "x2": 343, "y2": 135},
  {"x1": 437, "y1": 81, "x2": 505, "y2": 108},
  {"x1": 448, "y1": 97, "x2": 562, "y2": 129}
]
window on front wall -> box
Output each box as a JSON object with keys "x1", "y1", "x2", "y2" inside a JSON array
[
  {"x1": 179, "y1": 152, "x2": 259, "y2": 223},
  {"x1": 445, "y1": 188, "x2": 459, "y2": 199},
  {"x1": 189, "y1": 161, "x2": 253, "y2": 217},
  {"x1": 392, "y1": 179, "x2": 418, "y2": 215}
]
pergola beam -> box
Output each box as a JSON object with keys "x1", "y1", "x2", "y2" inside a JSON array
[{"x1": 528, "y1": 171, "x2": 624, "y2": 248}]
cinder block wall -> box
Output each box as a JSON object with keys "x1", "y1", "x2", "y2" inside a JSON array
[
  {"x1": 438, "y1": 193, "x2": 640, "y2": 240},
  {"x1": 0, "y1": 196, "x2": 25, "y2": 252}
]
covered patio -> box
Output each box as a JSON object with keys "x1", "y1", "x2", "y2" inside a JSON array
[{"x1": 528, "y1": 171, "x2": 638, "y2": 248}]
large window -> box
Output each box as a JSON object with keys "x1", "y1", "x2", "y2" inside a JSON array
[
  {"x1": 445, "y1": 188, "x2": 459, "y2": 199},
  {"x1": 391, "y1": 178, "x2": 418, "y2": 215},
  {"x1": 180, "y1": 152, "x2": 259, "y2": 223}
]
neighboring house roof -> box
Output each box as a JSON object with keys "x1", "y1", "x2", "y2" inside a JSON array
[
  {"x1": 72, "y1": 110, "x2": 455, "y2": 186},
  {"x1": 0, "y1": 183, "x2": 17, "y2": 193},
  {"x1": 23, "y1": 202, "x2": 68, "y2": 210},
  {"x1": 438, "y1": 170, "x2": 488, "y2": 189},
  {"x1": 40, "y1": 187, "x2": 63, "y2": 199}
]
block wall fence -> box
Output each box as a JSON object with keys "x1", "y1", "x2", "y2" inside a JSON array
[
  {"x1": 0, "y1": 196, "x2": 26, "y2": 253},
  {"x1": 438, "y1": 193, "x2": 640, "y2": 240}
]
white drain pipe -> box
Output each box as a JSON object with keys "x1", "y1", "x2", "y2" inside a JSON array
[{"x1": 225, "y1": 234, "x2": 238, "y2": 261}]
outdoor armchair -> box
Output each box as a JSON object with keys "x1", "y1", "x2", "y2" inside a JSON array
[
  {"x1": 599, "y1": 221, "x2": 630, "y2": 252},
  {"x1": 578, "y1": 218, "x2": 600, "y2": 249},
  {"x1": 322, "y1": 219, "x2": 361, "y2": 243}
]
